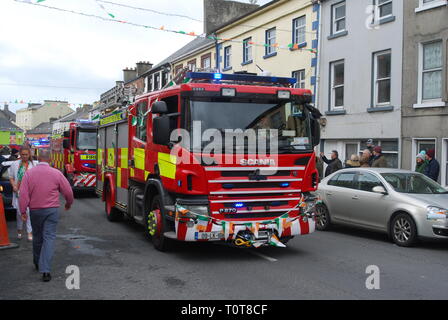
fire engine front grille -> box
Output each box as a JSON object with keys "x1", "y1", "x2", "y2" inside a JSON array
[
  {"x1": 223, "y1": 212, "x2": 287, "y2": 219},
  {"x1": 221, "y1": 170, "x2": 291, "y2": 177}
]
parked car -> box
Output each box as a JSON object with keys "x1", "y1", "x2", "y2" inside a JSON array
[{"x1": 315, "y1": 168, "x2": 448, "y2": 247}]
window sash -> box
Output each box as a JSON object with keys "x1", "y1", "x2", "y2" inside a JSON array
[
  {"x1": 377, "y1": 0, "x2": 393, "y2": 18},
  {"x1": 266, "y1": 29, "x2": 276, "y2": 55},
  {"x1": 243, "y1": 38, "x2": 252, "y2": 62},
  {"x1": 374, "y1": 51, "x2": 392, "y2": 106},
  {"x1": 224, "y1": 46, "x2": 231, "y2": 68},
  {"x1": 331, "y1": 61, "x2": 345, "y2": 109},
  {"x1": 293, "y1": 17, "x2": 306, "y2": 44},
  {"x1": 420, "y1": 41, "x2": 443, "y2": 102},
  {"x1": 332, "y1": 2, "x2": 346, "y2": 34}
]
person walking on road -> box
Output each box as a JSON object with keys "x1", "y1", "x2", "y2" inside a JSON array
[
  {"x1": 320, "y1": 150, "x2": 343, "y2": 177},
  {"x1": 8, "y1": 146, "x2": 38, "y2": 241},
  {"x1": 371, "y1": 146, "x2": 388, "y2": 168},
  {"x1": 424, "y1": 149, "x2": 440, "y2": 182},
  {"x1": 19, "y1": 149, "x2": 74, "y2": 282}
]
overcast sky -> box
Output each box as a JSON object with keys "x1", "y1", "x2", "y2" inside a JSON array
[{"x1": 0, "y1": 0, "x2": 271, "y2": 113}]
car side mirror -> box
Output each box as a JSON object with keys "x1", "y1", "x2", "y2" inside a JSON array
[
  {"x1": 372, "y1": 186, "x2": 387, "y2": 195},
  {"x1": 152, "y1": 101, "x2": 168, "y2": 114}
]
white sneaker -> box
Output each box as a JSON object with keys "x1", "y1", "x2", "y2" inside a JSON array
[
  {"x1": 27, "y1": 233, "x2": 33, "y2": 241},
  {"x1": 17, "y1": 232, "x2": 22, "y2": 240}
]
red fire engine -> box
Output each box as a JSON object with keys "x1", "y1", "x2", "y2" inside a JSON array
[
  {"x1": 51, "y1": 121, "x2": 97, "y2": 191},
  {"x1": 96, "y1": 72, "x2": 321, "y2": 251}
]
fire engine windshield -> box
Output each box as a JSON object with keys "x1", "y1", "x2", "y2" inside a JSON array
[
  {"x1": 186, "y1": 98, "x2": 313, "y2": 154},
  {"x1": 77, "y1": 130, "x2": 96, "y2": 151}
]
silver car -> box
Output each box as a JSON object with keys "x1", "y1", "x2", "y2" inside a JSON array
[{"x1": 315, "y1": 168, "x2": 448, "y2": 247}]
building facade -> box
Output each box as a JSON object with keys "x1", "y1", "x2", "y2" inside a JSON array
[
  {"x1": 15, "y1": 100, "x2": 73, "y2": 131},
  {"x1": 215, "y1": 0, "x2": 319, "y2": 98},
  {"x1": 401, "y1": 0, "x2": 448, "y2": 186},
  {"x1": 317, "y1": 0, "x2": 404, "y2": 168}
]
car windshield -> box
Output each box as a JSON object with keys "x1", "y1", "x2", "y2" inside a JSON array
[
  {"x1": 77, "y1": 130, "x2": 96, "y2": 151},
  {"x1": 186, "y1": 98, "x2": 313, "y2": 154},
  {"x1": 381, "y1": 173, "x2": 448, "y2": 194}
]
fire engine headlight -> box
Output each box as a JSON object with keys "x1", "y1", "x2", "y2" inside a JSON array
[
  {"x1": 277, "y1": 90, "x2": 291, "y2": 99},
  {"x1": 177, "y1": 204, "x2": 210, "y2": 218}
]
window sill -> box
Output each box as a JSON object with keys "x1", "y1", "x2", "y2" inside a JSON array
[
  {"x1": 415, "y1": 1, "x2": 447, "y2": 13},
  {"x1": 413, "y1": 101, "x2": 447, "y2": 108},
  {"x1": 222, "y1": 66, "x2": 233, "y2": 72},
  {"x1": 327, "y1": 31, "x2": 348, "y2": 40},
  {"x1": 241, "y1": 60, "x2": 253, "y2": 66},
  {"x1": 378, "y1": 15, "x2": 396, "y2": 25},
  {"x1": 367, "y1": 106, "x2": 394, "y2": 113},
  {"x1": 263, "y1": 52, "x2": 278, "y2": 59},
  {"x1": 325, "y1": 109, "x2": 346, "y2": 116},
  {"x1": 289, "y1": 42, "x2": 307, "y2": 51}
]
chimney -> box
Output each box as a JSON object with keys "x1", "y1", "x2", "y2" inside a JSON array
[
  {"x1": 136, "y1": 61, "x2": 153, "y2": 77},
  {"x1": 203, "y1": 0, "x2": 259, "y2": 34},
  {"x1": 4, "y1": 103, "x2": 9, "y2": 111},
  {"x1": 123, "y1": 67, "x2": 137, "y2": 82}
]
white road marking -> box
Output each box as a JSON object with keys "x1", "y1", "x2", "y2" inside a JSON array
[{"x1": 249, "y1": 250, "x2": 278, "y2": 262}]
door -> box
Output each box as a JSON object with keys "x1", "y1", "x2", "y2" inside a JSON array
[
  {"x1": 348, "y1": 172, "x2": 390, "y2": 230},
  {"x1": 325, "y1": 171, "x2": 357, "y2": 222}
]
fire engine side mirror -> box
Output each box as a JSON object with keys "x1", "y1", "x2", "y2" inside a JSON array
[
  {"x1": 152, "y1": 101, "x2": 168, "y2": 114},
  {"x1": 311, "y1": 118, "x2": 321, "y2": 147},
  {"x1": 153, "y1": 116, "x2": 170, "y2": 146},
  {"x1": 63, "y1": 131, "x2": 70, "y2": 138},
  {"x1": 63, "y1": 139, "x2": 70, "y2": 149}
]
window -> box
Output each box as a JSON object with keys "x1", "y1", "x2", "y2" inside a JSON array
[
  {"x1": 416, "y1": 0, "x2": 448, "y2": 13},
  {"x1": 265, "y1": 28, "x2": 276, "y2": 56},
  {"x1": 330, "y1": 60, "x2": 345, "y2": 109},
  {"x1": 161, "y1": 71, "x2": 169, "y2": 87},
  {"x1": 293, "y1": 16, "x2": 306, "y2": 45},
  {"x1": 373, "y1": 50, "x2": 391, "y2": 106},
  {"x1": 412, "y1": 139, "x2": 436, "y2": 170},
  {"x1": 174, "y1": 65, "x2": 183, "y2": 76},
  {"x1": 360, "y1": 139, "x2": 399, "y2": 168},
  {"x1": 243, "y1": 37, "x2": 252, "y2": 63},
  {"x1": 201, "y1": 54, "x2": 211, "y2": 69},
  {"x1": 187, "y1": 60, "x2": 196, "y2": 72},
  {"x1": 328, "y1": 172, "x2": 356, "y2": 189},
  {"x1": 147, "y1": 75, "x2": 153, "y2": 92},
  {"x1": 332, "y1": 1, "x2": 346, "y2": 34},
  {"x1": 224, "y1": 46, "x2": 232, "y2": 69},
  {"x1": 356, "y1": 172, "x2": 384, "y2": 192},
  {"x1": 154, "y1": 73, "x2": 160, "y2": 91},
  {"x1": 421, "y1": 41, "x2": 442, "y2": 101},
  {"x1": 445, "y1": 140, "x2": 448, "y2": 187},
  {"x1": 376, "y1": 0, "x2": 393, "y2": 19},
  {"x1": 345, "y1": 143, "x2": 359, "y2": 164},
  {"x1": 136, "y1": 100, "x2": 148, "y2": 142},
  {"x1": 292, "y1": 70, "x2": 306, "y2": 89}
]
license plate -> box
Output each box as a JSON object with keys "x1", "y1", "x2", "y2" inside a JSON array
[
  {"x1": 80, "y1": 154, "x2": 96, "y2": 160},
  {"x1": 195, "y1": 232, "x2": 224, "y2": 240}
]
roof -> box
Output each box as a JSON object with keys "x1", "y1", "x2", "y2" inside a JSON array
[
  {"x1": 27, "y1": 121, "x2": 53, "y2": 134},
  {"x1": 56, "y1": 105, "x2": 92, "y2": 123},
  {"x1": 0, "y1": 118, "x2": 23, "y2": 132}
]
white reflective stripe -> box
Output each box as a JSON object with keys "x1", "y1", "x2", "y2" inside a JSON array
[
  {"x1": 208, "y1": 178, "x2": 303, "y2": 183},
  {"x1": 210, "y1": 189, "x2": 302, "y2": 195},
  {"x1": 210, "y1": 197, "x2": 301, "y2": 203},
  {"x1": 204, "y1": 167, "x2": 305, "y2": 171},
  {"x1": 212, "y1": 208, "x2": 300, "y2": 214}
]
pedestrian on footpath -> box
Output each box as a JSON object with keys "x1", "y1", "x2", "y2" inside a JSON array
[
  {"x1": 371, "y1": 146, "x2": 388, "y2": 168},
  {"x1": 345, "y1": 154, "x2": 361, "y2": 168},
  {"x1": 424, "y1": 149, "x2": 440, "y2": 182},
  {"x1": 359, "y1": 149, "x2": 372, "y2": 168},
  {"x1": 19, "y1": 149, "x2": 74, "y2": 282},
  {"x1": 415, "y1": 152, "x2": 428, "y2": 174},
  {"x1": 8, "y1": 145, "x2": 38, "y2": 241},
  {"x1": 366, "y1": 139, "x2": 375, "y2": 166},
  {"x1": 320, "y1": 150, "x2": 343, "y2": 177}
]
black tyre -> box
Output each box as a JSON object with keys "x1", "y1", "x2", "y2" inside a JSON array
[
  {"x1": 145, "y1": 195, "x2": 171, "y2": 252},
  {"x1": 315, "y1": 203, "x2": 331, "y2": 231},
  {"x1": 105, "y1": 185, "x2": 123, "y2": 222},
  {"x1": 391, "y1": 213, "x2": 418, "y2": 247}
]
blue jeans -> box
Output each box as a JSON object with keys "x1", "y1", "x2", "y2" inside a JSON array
[{"x1": 30, "y1": 208, "x2": 59, "y2": 273}]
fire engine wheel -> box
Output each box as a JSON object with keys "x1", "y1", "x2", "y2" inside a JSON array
[
  {"x1": 145, "y1": 195, "x2": 171, "y2": 252},
  {"x1": 105, "y1": 186, "x2": 123, "y2": 222}
]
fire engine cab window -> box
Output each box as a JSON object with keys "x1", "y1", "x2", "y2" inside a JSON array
[
  {"x1": 136, "y1": 101, "x2": 148, "y2": 141},
  {"x1": 77, "y1": 131, "x2": 96, "y2": 150},
  {"x1": 187, "y1": 99, "x2": 312, "y2": 153}
]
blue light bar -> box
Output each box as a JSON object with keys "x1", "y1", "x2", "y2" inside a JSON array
[
  {"x1": 187, "y1": 72, "x2": 297, "y2": 85},
  {"x1": 234, "y1": 203, "x2": 244, "y2": 208},
  {"x1": 280, "y1": 183, "x2": 290, "y2": 188}
]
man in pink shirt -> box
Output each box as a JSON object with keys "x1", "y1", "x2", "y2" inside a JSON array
[{"x1": 19, "y1": 148, "x2": 74, "y2": 282}]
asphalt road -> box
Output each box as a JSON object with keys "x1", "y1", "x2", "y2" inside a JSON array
[{"x1": 1, "y1": 193, "x2": 447, "y2": 300}]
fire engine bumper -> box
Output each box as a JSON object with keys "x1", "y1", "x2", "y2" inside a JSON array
[
  {"x1": 170, "y1": 197, "x2": 318, "y2": 248},
  {"x1": 71, "y1": 173, "x2": 96, "y2": 189}
]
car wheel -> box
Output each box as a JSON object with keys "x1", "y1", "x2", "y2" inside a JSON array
[
  {"x1": 315, "y1": 203, "x2": 331, "y2": 231},
  {"x1": 391, "y1": 214, "x2": 417, "y2": 247}
]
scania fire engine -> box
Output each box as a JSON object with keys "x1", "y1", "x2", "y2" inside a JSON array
[
  {"x1": 51, "y1": 121, "x2": 97, "y2": 191},
  {"x1": 96, "y1": 72, "x2": 321, "y2": 251}
]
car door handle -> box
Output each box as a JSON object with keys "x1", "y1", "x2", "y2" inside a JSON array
[{"x1": 352, "y1": 196, "x2": 359, "y2": 200}]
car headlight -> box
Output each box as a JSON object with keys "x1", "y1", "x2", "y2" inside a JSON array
[
  {"x1": 176, "y1": 204, "x2": 210, "y2": 218},
  {"x1": 426, "y1": 206, "x2": 448, "y2": 221}
]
